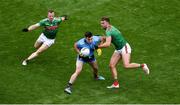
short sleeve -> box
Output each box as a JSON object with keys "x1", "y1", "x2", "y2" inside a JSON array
[
  {"x1": 39, "y1": 19, "x2": 46, "y2": 26},
  {"x1": 93, "y1": 36, "x2": 101, "y2": 45},
  {"x1": 76, "y1": 40, "x2": 82, "y2": 49},
  {"x1": 56, "y1": 17, "x2": 62, "y2": 23},
  {"x1": 106, "y1": 30, "x2": 112, "y2": 37}
]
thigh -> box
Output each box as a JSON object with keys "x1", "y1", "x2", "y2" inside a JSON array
[
  {"x1": 122, "y1": 53, "x2": 131, "y2": 65},
  {"x1": 36, "y1": 43, "x2": 49, "y2": 53},
  {"x1": 88, "y1": 61, "x2": 98, "y2": 69},
  {"x1": 34, "y1": 41, "x2": 43, "y2": 49},
  {"x1": 110, "y1": 51, "x2": 121, "y2": 66},
  {"x1": 76, "y1": 59, "x2": 84, "y2": 72},
  {"x1": 121, "y1": 43, "x2": 132, "y2": 65}
]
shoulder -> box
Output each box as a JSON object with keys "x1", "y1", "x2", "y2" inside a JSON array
[
  {"x1": 54, "y1": 17, "x2": 62, "y2": 22},
  {"x1": 77, "y1": 38, "x2": 85, "y2": 45},
  {"x1": 40, "y1": 18, "x2": 48, "y2": 22},
  {"x1": 39, "y1": 18, "x2": 48, "y2": 26},
  {"x1": 106, "y1": 27, "x2": 112, "y2": 36},
  {"x1": 93, "y1": 36, "x2": 100, "y2": 40},
  {"x1": 93, "y1": 35, "x2": 99, "y2": 38}
]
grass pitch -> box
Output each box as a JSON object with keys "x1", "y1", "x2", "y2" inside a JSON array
[{"x1": 0, "y1": 0, "x2": 180, "y2": 103}]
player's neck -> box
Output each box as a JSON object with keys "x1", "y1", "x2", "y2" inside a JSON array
[{"x1": 106, "y1": 25, "x2": 112, "y2": 30}]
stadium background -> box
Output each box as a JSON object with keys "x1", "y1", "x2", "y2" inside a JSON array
[{"x1": 0, "y1": 0, "x2": 179, "y2": 103}]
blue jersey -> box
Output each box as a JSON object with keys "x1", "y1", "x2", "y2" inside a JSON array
[{"x1": 76, "y1": 36, "x2": 101, "y2": 56}]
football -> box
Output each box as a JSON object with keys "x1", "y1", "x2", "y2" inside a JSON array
[{"x1": 80, "y1": 47, "x2": 90, "y2": 56}]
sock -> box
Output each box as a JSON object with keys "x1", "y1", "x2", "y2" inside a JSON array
[
  {"x1": 67, "y1": 82, "x2": 72, "y2": 87},
  {"x1": 141, "y1": 64, "x2": 145, "y2": 68},
  {"x1": 113, "y1": 80, "x2": 119, "y2": 86}
]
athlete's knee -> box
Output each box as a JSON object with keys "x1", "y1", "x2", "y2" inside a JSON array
[
  {"x1": 123, "y1": 63, "x2": 130, "y2": 69},
  {"x1": 74, "y1": 69, "x2": 82, "y2": 75},
  {"x1": 34, "y1": 50, "x2": 42, "y2": 55},
  {"x1": 34, "y1": 44, "x2": 39, "y2": 49},
  {"x1": 109, "y1": 63, "x2": 116, "y2": 69},
  {"x1": 36, "y1": 48, "x2": 45, "y2": 54}
]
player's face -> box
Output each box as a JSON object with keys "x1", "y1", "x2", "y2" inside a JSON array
[
  {"x1": 100, "y1": 21, "x2": 108, "y2": 29},
  {"x1": 85, "y1": 37, "x2": 93, "y2": 43},
  {"x1": 48, "y1": 12, "x2": 55, "y2": 21}
]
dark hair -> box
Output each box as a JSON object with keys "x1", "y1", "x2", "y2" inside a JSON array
[
  {"x1": 84, "y1": 31, "x2": 93, "y2": 38},
  {"x1": 101, "y1": 16, "x2": 110, "y2": 23},
  {"x1": 48, "y1": 9, "x2": 54, "y2": 13}
]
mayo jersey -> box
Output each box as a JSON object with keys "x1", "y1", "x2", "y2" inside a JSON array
[
  {"x1": 38, "y1": 17, "x2": 62, "y2": 39},
  {"x1": 106, "y1": 26, "x2": 127, "y2": 50}
]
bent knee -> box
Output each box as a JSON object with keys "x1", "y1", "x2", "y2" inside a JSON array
[
  {"x1": 109, "y1": 64, "x2": 116, "y2": 69},
  {"x1": 123, "y1": 64, "x2": 130, "y2": 69},
  {"x1": 74, "y1": 71, "x2": 81, "y2": 75},
  {"x1": 75, "y1": 68, "x2": 82, "y2": 74},
  {"x1": 34, "y1": 51, "x2": 40, "y2": 55},
  {"x1": 34, "y1": 45, "x2": 39, "y2": 49}
]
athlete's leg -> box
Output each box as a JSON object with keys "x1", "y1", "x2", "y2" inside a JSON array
[
  {"x1": 107, "y1": 51, "x2": 121, "y2": 88},
  {"x1": 34, "y1": 33, "x2": 44, "y2": 49},
  {"x1": 89, "y1": 61, "x2": 98, "y2": 79},
  {"x1": 64, "y1": 60, "x2": 84, "y2": 94},
  {"x1": 34, "y1": 41, "x2": 43, "y2": 49},
  {"x1": 22, "y1": 43, "x2": 49, "y2": 65},
  {"x1": 69, "y1": 60, "x2": 84, "y2": 84},
  {"x1": 121, "y1": 51, "x2": 150, "y2": 74},
  {"x1": 89, "y1": 61, "x2": 105, "y2": 80},
  {"x1": 109, "y1": 51, "x2": 121, "y2": 80},
  {"x1": 27, "y1": 43, "x2": 49, "y2": 61},
  {"x1": 121, "y1": 53, "x2": 141, "y2": 69}
]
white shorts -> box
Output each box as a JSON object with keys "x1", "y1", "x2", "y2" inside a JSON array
[
  {"x1": 36, "y1": 33, "x2": 55, "y2": 47},
  {"x1": 114, "y1": 43, "x2": 131, "y2": 54}
]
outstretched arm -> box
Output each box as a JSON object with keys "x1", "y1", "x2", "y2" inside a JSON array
[
  {"x1": 98, "y1": 36, "x2": 111, "y2": 48},
  {"x1": 28, "y1": 23, "x2": 40, "y2": 31},
  {"x1": 22, "y1": 23, "x2": 40, "y2": 32},
  {"x1": 61, "y1": 15, "x2": 68, "y2": 21}
]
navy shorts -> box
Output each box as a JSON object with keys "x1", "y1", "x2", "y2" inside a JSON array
[{"x1": 77, "y1": 55, "x2": 96, "y2": 63}]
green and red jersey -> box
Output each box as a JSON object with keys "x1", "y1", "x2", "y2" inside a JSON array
[
  {"x1": 106, "y1": 26, "x2": 127, "y2": 50},
  {"x1": 38, "y1": 17, "x2": 62, "y2": 39}
]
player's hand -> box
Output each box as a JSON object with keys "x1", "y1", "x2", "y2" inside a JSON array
[
  {"x1": 61, "y1": 15, "x2": 68, "y2": 20},
  {"x1": 79, "y1": 52, "x2": 84, "y2": 57},
  {"x1": 22, "y1": 28, "x2": 29, "y2": 32},
  {"x1": 97, "y1": 48, "x2": 102, "y2": 56}
]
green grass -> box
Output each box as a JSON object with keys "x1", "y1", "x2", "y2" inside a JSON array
[{"x1": 0, "y1": 0, "x2": 180, "y2": 103}]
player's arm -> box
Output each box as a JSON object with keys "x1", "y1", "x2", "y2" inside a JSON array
[
  {"x1": 98, "y1": 36, "x2": 111, "y2": 48},
  {"x1": 22, "y1": 23, "x2": 40, "y2": 32},
  {"x1": 100, "y1": 36, "x2": 106, "y2": 44},
  {"x1": 74, "y1": 42, "x2": 80, "y2": 54},
  {"x1": 74, "y1": 42, "x2": 85, "y2": 57}
]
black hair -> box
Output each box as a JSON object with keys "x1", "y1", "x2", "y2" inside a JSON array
[
  {"x1": 101, "y1": 16, "x2": 110, "y2": 23},
  {"x1": 84, "y1": 31, "x2": 93, "y2": 38}
]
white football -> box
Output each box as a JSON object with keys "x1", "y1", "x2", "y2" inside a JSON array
[{"x1": 80, "y1": 47, "x2": 90, "y2": 56}]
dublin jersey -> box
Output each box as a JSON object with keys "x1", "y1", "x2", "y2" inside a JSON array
[
  {"x1": 76, "y1": 36, "x2": 101, "y2": 56},
  {"x1": 106, "y1": 26, "x2": 127, "y2": 50},
  {"x1": 38, "y1": 17, "x2": 62, "y2": 39}
]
